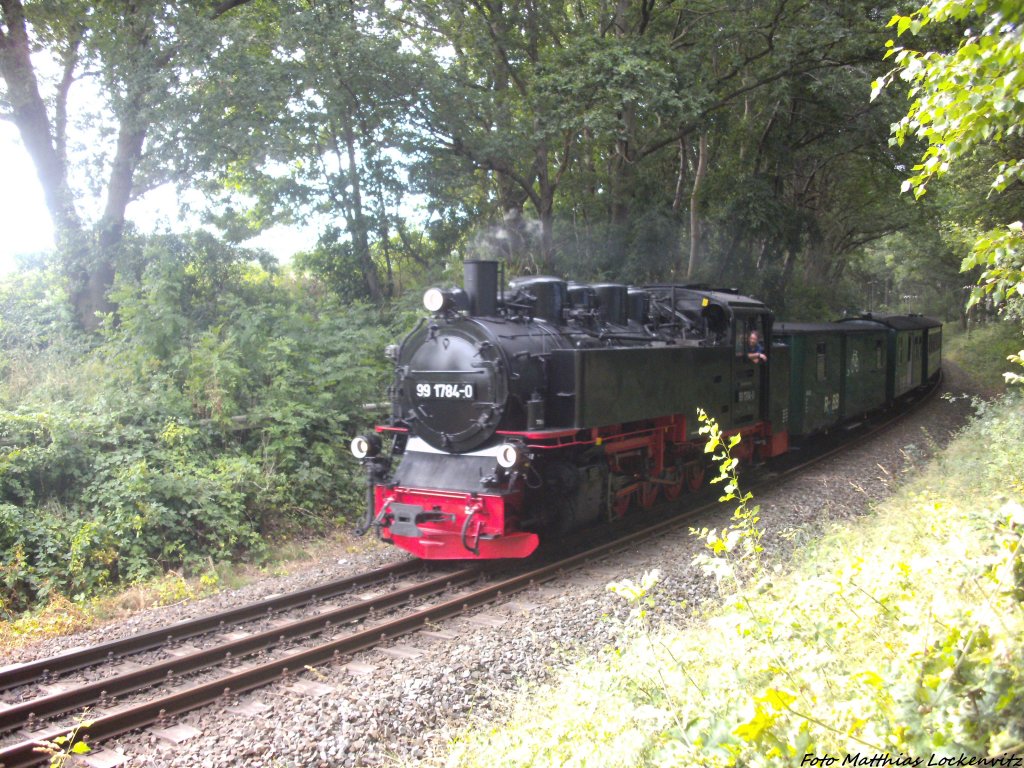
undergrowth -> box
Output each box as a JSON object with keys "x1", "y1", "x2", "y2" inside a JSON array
[
  {"x1": 441, "y1": 395, "x2": 1024, "y2": 767},
  {"x1": 944, "y1": 321, "x2": 1024, "y2": 394},
  {"x1": 0, "y1": 236, "x2": 404, "y2": 617},
  {"x1": 0, "y1": 530, "x2": 377, "y2": 653}
]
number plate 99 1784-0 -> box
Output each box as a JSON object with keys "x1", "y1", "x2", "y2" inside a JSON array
[{"x1": 415, "y1": 382, "x2": 475, "y2": 400}]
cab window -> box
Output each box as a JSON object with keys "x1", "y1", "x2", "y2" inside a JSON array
[{"x1": 735, "y1": 317, "x2": 766, "y2": 358}]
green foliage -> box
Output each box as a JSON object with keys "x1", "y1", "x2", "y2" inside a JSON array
[
  {"x1": 0, "y1": 260, "x2": 90, "y2": 404},
  {"x1": 440, "y1": 394, "x2": 1024, "y2": 767},
  {"x1": 607, "y1": 569, "x2": 662, "y2": 632},
  {"x1": 690, "y1": 410, "x2": 764, "y2": 587},
  {"x1": 873, "y1": 0, "x2": 1024, "y2": 316},
  {"x1": 0, "y1": 234, "x2": 393, "y2": 615},
  {"x1": 33, "y1": 714, "x2": 93, "y2": 768}
]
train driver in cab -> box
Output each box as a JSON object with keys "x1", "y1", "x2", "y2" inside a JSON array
[{"x1": 747, "y1": 330, "x2": 767, "y2": 364}]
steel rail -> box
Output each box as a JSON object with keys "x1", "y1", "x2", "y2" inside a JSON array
[
  {"x1": 0, "y1": 559, "x2": 425, "y2": 693},
  {"x1": 0, "y1": 566, "x2": 482, "y2": 737}
]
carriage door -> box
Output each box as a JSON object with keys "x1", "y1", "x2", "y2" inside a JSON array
[{"x1": 732, "y1": 313, "x2": 767, "y2": 426}]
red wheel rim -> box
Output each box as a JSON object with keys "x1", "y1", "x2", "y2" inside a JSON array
[{"x1": 663, "y1": 470, "x2": 685, "y2": 500}]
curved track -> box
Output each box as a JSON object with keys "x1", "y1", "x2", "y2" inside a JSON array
[{"x1": 0, "y1": 375, "x2": 941, "y2": 768}]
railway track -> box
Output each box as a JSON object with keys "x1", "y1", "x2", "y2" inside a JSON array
[{"x1": 0, "y1": 377, "x2": 940, "y2": 768}]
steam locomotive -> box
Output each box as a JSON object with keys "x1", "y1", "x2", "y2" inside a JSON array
[{"x1": 350, "y1": 260, "x2": 941, "y2": 560}]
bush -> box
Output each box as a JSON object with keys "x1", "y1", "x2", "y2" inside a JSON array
[{"x1": 0, "y1": 233, "x2": 398, "y2": 615}]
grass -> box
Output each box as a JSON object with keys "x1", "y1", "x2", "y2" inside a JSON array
[
  {"x1": 436, "y1": 387, "x2": 1024, "y2": 766},
  {"x1": 944, "y1": 320, "x2": 1024, "y2": 396}
]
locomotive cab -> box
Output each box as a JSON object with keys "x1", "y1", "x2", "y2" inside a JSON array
[{"x1": 645, "y1": 286, "x2": 774, "y2": 432}]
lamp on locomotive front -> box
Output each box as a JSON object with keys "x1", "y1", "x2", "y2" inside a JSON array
[
  {"x1": 350, "y1": 434, "x2": 382, "y2": 460},
  {"x1": 497, "y1": 441, "x2": 523, "y2": 469},
  {"x1": 423, "y1": 286, "x2": 469, "y2": 315},
  {"x1": 422, "y1": 287, "x2": 450, "y2": 313}
]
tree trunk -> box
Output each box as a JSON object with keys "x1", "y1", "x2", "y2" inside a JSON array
[
  {"x1": 538, "y1": 185, "x2": 555, "y2": 273},
  {"x1": 3, "y1": 0, "x2": 257, "y2": 330},
  {"x1": 687, "y1": 133, "x2": 708, "y2": 279},
  {"x1": 0, "y1": 0, "x2": 82, "y2": 242},
  {"x1": 608, "y1": 0, "x2": 638, "y2": 233},
  {"x1": 69, "y1": 119, "x2": 148, "y2": 331},
  {"x1": 342, "y1": 112, "x2": 383, "y2": 302}
]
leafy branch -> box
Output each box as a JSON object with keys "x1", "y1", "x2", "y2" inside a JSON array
[
  {"x1": 689, "y1": 407, "x2": 764, "y2": 587},
  {"x1": 33, "y1": 714, "x2": 93, "y2": 767}
]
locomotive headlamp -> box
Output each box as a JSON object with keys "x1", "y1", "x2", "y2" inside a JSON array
[
  {"x1": 423, "y1": 287, "x2": 449, "y2": 313},
  {"x1": 423, "y1": 287, "x2": 470, "y2": 314},
  {"x1": 350, "y1": 434, "x2": 382, "y2": 460},
  {"x1": 496, "y1": 442, "x2": 522, "y2": 469}
]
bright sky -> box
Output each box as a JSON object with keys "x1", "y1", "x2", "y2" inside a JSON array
[
  {"x1": 0, "y1": 124, "x2": 54, "y2": 271},
  {"x1": 0, "y1": 123, "x2": 318, "y2": 274}
]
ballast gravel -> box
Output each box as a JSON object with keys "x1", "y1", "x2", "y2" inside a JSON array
[{"x1": 1, "y1": 376, "x2": 978, "y2": 768}]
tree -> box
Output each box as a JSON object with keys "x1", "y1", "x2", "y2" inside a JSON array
[
  {"x1": 0, "y1": 0, "x2": 257, "y2": 330},
  {"x1": 175, "y1": 0, "x2": 427, "y2": 302},
  {"x1": 398, "y1": 0, "x2": 917, "y2": 295},
  {"x1": 873, "y1": 0, "x2": 1024, "y2": 312}
]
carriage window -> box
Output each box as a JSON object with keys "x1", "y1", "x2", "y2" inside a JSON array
[
  {"x1": 816, "y1": 342, "x2": 827, "y2": 381},
  {"x1": 875, "y1": 340, "x2": 884, "y2": 370}
]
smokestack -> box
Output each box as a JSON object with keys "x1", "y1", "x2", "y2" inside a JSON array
[{"x1": 463, "y1": 260, "x2": 498, "y2": 316}]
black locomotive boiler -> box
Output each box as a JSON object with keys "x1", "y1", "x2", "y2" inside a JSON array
[{"x1": 351, "y1": 260, "x2": 941, "y2": 560}]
